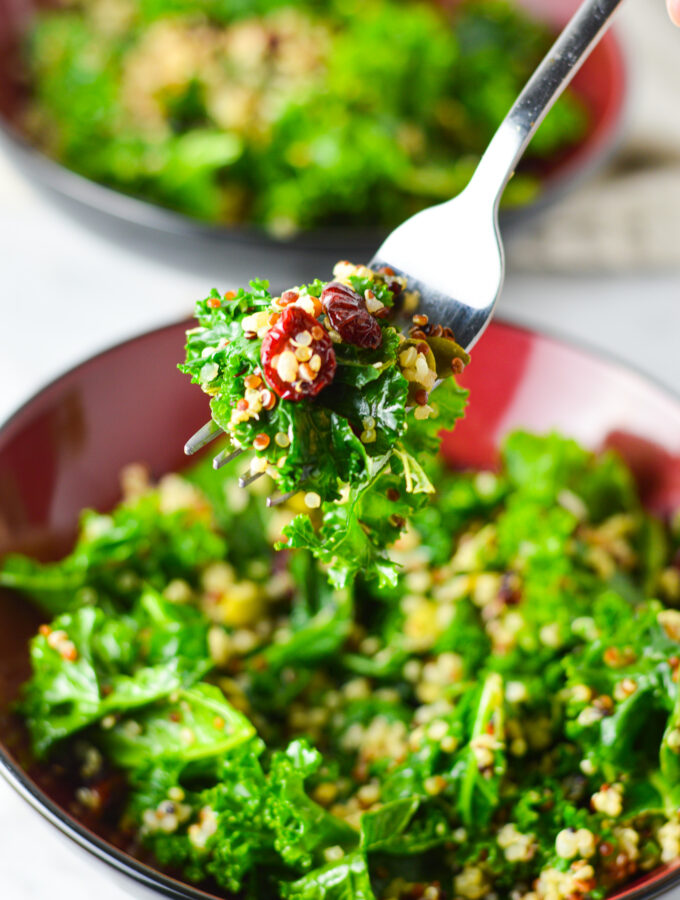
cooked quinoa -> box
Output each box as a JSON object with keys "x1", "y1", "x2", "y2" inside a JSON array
[
  {"x1": 22, "y1": 0, "x2": 587, "y2": 233},
  {"x1": 4, "y1": 431, "x2": 680, "y2": 899}
]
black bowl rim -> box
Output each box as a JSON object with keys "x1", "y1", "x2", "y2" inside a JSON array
[
  {"x1": 0, "y1": 22, "x2": 628, "y2": 254},
  {"x1": 2, "y1": 315, "x2": 680, "y2": 900}
]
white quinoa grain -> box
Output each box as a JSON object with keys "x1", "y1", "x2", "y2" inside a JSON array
[
  {"x1": 276, "y1": 350, "x2": 299, "y2": 383},
  {"x1": 557, "y1": 489, "x2": 588, "y2": 520},
  {"x1": 365, "y1": 294, "x2": 384, "y2": 314},
  {"x1": 659, "y1": 609, "x2": 680, "y2": 641},
  {"x1": 577, "y1": 706, "x2": 603, "y2": 727},
  {"x1": 454, "y1": 866, "x2": 488, "y2": 899},
  {"x1": 413, "y1": 405, "x2": 433, "y2": 421},
  {"x1": 403, "y1": 659, "x2": 422, "y2": 682},
  {"x1": 555, "y1": 828, "x2": 595, "y2": 859},
  {"x1": 506, "y1": 681, "x2": 528, "y2": 704},
  {"x1": 539, "y1": 622, "x2": 562, "y2": 648},
  {"x1": 343, "y1": 677, "x2": 370, "y2": 700},
  {"x1": 614, "y1": 827, "x2": 639, "y2": 861},
  {"x1": 399, "y1": 347, "x2": 418, "y2": 368},
  {"x1": 164, "y1": 578, "x2": 192, "y2": 604},
  {"x1": 474, "y1": 471, "x2": 498, "y2": 497},
  {"x1": 427, "y1": 720, "x2": 449, "y2": 742},
  {"x1": 356, "y1": 782, "x2": 380, "y2": 808},
  {"x1": 295, "y1": 345, "x2": 313, "y2": 362},
  {"x1": 188, "y1": 807, "x2": 218, "y2": 849},
  {"x1": 208, "y1": 626, "x2": 232, "y2": 666},
  {"x1": 424, "y1": 775, "x2": 447, "y2": 796},
  {"x1": 250, "y1": 456, "x2": 269, "y2": 475},
  {"x1": 591, "y1": 782, "x2": 623, "y2": 816},
  {"x1": 658, "y1": 821, "x2": 680, "y2": 863}
]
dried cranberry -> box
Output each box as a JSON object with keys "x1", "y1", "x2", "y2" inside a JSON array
[
  {"x1": 320, "y1": 282, "x2": 382, "y2": 350},
  {"x1": 260, "y1": 306, "x2": 336, "y2": 401}
]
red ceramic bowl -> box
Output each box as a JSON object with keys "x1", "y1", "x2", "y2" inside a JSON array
[
  {"x1": 2, "y1": 320, "x2": 680, "y2": 900},
  {"x1": 0, "y1": 0, "x2": 626, "y2": 253}
]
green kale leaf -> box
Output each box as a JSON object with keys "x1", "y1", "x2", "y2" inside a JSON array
[{"x1": 21, "y1": 589, "x2": 211, "y2": 756}]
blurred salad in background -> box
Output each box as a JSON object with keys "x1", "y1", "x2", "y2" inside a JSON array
[{"x1": 23, "y1": 0, "x2": 586, "y2": 234}]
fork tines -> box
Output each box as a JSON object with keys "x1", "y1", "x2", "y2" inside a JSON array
[
  {"x1": 184, "y1": 419, "x2": 223, "y2": 456},
  {"x1": 185, "y1": 418, "x2": 301, "y2": 505},
  {"x1": 213, "y1": 447, "x2": 245, "y2": 470}
]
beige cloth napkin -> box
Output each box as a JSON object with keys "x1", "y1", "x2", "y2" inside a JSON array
[{"x1": 507, "y1": 2, "x2": 680, "y2": 272}]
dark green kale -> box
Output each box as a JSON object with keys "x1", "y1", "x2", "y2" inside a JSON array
[
  {"x1": 22, "y1": 589, "x2": 212, "y2": 756},
  {"x1": 125, "y1": 738, "x2": 358, "y2": 896},
  {"x1": 100, "y1": 683, "x2": 256, "y2": 769}
]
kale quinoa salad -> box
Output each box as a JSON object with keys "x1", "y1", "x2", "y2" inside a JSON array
[
  {"x1": 4, "y1": 429, "x2": 680, "y2": 900},
  {"x1": 21, "y1": 0, "x2": 587, "y2": 234},
  {"x1": 3, "y1": 263, "x2": 680, "y2": 900},
  {"x1": 179, "y1": 260, "x2": 470, "y2": 587}
]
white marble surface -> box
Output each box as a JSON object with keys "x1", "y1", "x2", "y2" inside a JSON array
[{"x1": 2, "y1": 64, "x2": 680, "y2": 900}]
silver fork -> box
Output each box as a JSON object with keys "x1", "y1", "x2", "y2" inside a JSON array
[{"x1": 185, "y1": 0, "x2": 624, "y2": 498}]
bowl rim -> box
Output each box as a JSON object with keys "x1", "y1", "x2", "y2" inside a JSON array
[
  {"x1": 2, "y1": 315, "x2": 680, "y2": 900},
  {"x1": 0, "y1": 20, "x2": 627, "y2": 252}
]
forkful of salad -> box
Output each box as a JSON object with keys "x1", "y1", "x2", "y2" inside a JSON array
[{"x1": 182, "y1": 0, "x2": 624, "y2": 507}]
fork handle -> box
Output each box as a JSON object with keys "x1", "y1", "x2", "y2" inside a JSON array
[{"x1": 467, "y1": 0, "x2": 625, "y2": 209}]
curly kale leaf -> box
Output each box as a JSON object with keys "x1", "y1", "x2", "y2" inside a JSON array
[
  {"x1": 281, "y1": 380, "x2": 468, "y2": 588},
  {"x1": 283, "y1": 853, "x2": 375, "y2": 900},
  {"x1": 360, "y1": 798, "x2": 420, "y2": 852},
  {"x1": 323, "y1": 366, "x2": 408, "y2": 458},
  {"x1": 131, "y1": 741, "x2": 271, "y2": 894},
  {"x1": 101, "y1": 684, "x2": 255, "y2": 769},
  {"x1": 502, "y1": 430, "x2": 638, "y2": 519},
  {"x1": 267, "y1": 741, "x2": 359, "y2": 870},
  {"x1": 281, "y1": 459, "x2": 408, "y2": 590},
  {"x1": 131, "y1": 738, "x2": 357, "y2": 896},
  {"x1": 660, "y1": 679, "x2": 680, "y2": 812},
  {"x1": 331, "y1": 328, "x2": 402, "y2": 389},
  {"x1": 21, "y1": 589, "x2": 211, "y2": 756},
  {"x1": 181, "y1": 282, "x2": 271, "y2": 400},
  {"x1": 564, "y1": 598, "x2": 680, "y2": 783},
  {"x1": 283, "y1": 799, "x2": 423, "y2": 900},
  {"x1": 402, "y1": 378, "x2": 468, "y2": 458},
  {"x1": 0, "y1": 482, "x2": 225, "y2": 616}
]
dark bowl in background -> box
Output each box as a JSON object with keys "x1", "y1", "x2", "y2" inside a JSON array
[
  {"x1": 0, "y1": 0, "x2": 627, "y2": 257},
  {"x1": 2, "y1": 320, "x2": 680, "y2": 899}
]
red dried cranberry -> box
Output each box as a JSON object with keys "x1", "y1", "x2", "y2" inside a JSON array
[
  {"x1": 260, "y1": 306, "x2": 336, "y2": 401},
  {"x1": 320, "y1": 282, "x2": 382, "y2": 350}
]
